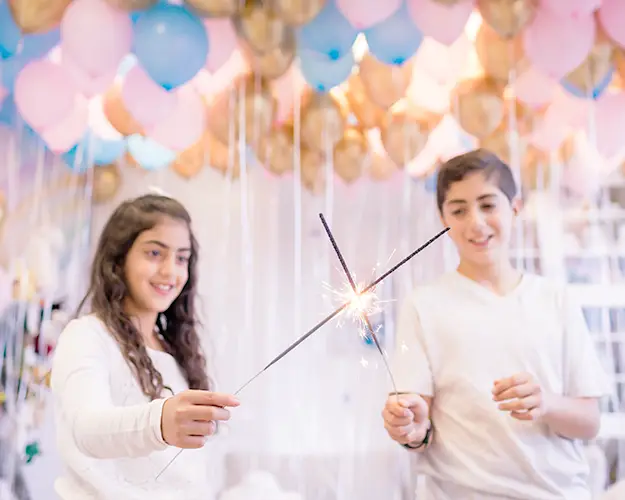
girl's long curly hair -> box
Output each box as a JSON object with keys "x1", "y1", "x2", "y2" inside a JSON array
[{"x1": 78, "y1": 194, "x2": 210, "y2": 399}]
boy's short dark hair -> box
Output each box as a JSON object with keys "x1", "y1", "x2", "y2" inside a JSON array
[{"x1": 435, "y1": 149, "x2": 517, "y2": 212}]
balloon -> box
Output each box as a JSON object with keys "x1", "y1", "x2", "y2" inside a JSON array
[
  {"x1": 364, "y1": 3, "x2": 424, "y2": 65},
  {"x1": 41, "y1": 97, "x2": 89, "y2": 153},
  {"x1": 257, "y1": 126, "x2": 294, "y2": 176},
  {"x1": 91, "y1": 136, "x2": 127, "y2": 165},
  {"x1": 407, "y1": 0, "x2": 473, "y2": 46},
  {"x1": 103, "y1": 85, "x2": 143, "y2": 136},
  {"x1": 337, "y1": 0, "x2": 401, "y2": 30},
  {"x1": 205, "y1": 133, "x2": 241, "y2": 179},
  {"x1": 381, "y1": 106, "x2": 439, "y2": 165},
  {"x1": 599, "y1": 0, "x2": 625, "y2": 50},
  {"x1": 147, "y1": 87, "x2": 206, "y2": 151},
  {"x1": 62, "y1": 138, "x2": 94, "y2": 173},
  {"x1": 514, "y1": 66, "x2": 556, "y2": 107},
  {"x1": 235, "y1": 3, "x2": 291, "y2": 54},
  {"x1": 241, "y1": 31, "x2": 296, "y2": 79},
  {"x1": 479, "y1": 125, "x2": 522, "y2": 165},
  {"x1": 333, "y1": 127, "x2": 368, "y2": 183},
  {"x1": 185, "y1": 0, "x2": 242, "y2": 17},
  {"x1": 300, "y1": 148, "x2": 325, "y2": 193},
  {"x1": 561, "y1": 38, "x2": 614, "y2": 100},
  {"x1": 272, "y1": 65, "x2": 307, "y2": 124},
  {"x1": 589, "y1": 92, "x2": 625, "y2": 158},
  {"x1": 0, "y1": 2, "x2": 21, "y2": 59},
  {"x1": 273, "y1": 0, "x2": 326, "y2": 26},
  {"x1": 204, "y1": 18, "x2": 238, "y2": 72},
  {"x1": 368, "y1": 152, "x2": 398, "y2": 181},
  {"x1": 122, "y1": 65, "x2": 177, "y2": 128},
  {"x1": 92, "y1": 164, "x2": 121, "y2": 203},
  {"x1": 127, "y1": 134, "x2": 176, "y2": 170},
  {"x1": 358, "y1": 54, "x2": 413, "y2": 109},
  {"x1": 61, "y1": 0, "x2": 133, "y2": 76},
  {"x1": 134, "y1": 4, "x2": 208, "y2": 90},
  {"x1": 478, "y1": 0, "x2": 537, "y2": 39},
  {"x1": 297, "y1": 1, "x2": 357, "y2": 61},
  {"x1": 8, "y1": 0, "x2": 70, "y2": 34},
  {"x1": 475, "y1": 21, "x2": 524, "y2": 82},
  {"x1": 345, "y1": 73, "x2": 386, "y2": 129},
  {"x1": 542, "y1": 0, "x2": 600, "y2": 18},
  {"x1": 300, "y1": 49, "x2": 354, "y2": 92},
  {"x1": 300, "y1": 91, "x2": 346, "y2": 152},
  {"x1": 104, "y1": 0, "x2": 157, "y2": 10},
  {"x1": 14, "y1": 60, "x2": 78, "y2": 130},
  {"x1": 171, "y1": 137, "x2": 207, "y2": 179},
  {"x1": 451, "y1": 78, "x2": 505, "y2": 138},
  {"x1": 523, "y1": 6, "x2": 595, "y2": 79},
  {"x1": 520, "y1": 146, "x2": 551, "y2": 191},
  {"x1": 62, "y1": 56, "x2": 116, "y2": 97}
]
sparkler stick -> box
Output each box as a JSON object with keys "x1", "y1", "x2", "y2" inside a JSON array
[
  {"x1": 318, "y1": 213, "x2": 398, "y2": 394},
  {"x1": 155, "y1": 226, "x2": 449, "y2": 480}
]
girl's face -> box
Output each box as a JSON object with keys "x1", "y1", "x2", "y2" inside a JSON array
[
  {"x1": 440, "y1": 172, "x2": 520, "y2": 268},
  {"x1": 123, "y1": 217, "x2": 192, "y2": 316}
]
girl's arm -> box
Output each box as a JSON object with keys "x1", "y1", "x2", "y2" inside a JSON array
[{"x1": 51, "y1": 318, "x2": 169, "y2": 459}]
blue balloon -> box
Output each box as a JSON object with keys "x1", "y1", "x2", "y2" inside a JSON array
[
  {"x1": 0, "y1": 96, "x2": 18, "y2": 125},
  {"x1": 127, "y1": 134, "x2": 175, "y2": 171},
  {"x1": 298, "y1": 1, "x2": 357, "y2": 61},
  {"x1": 133, "y1": 4, "x2": 208, "y2": 90},
  {"x1": 0, "y1": 2, "x2": 21, "y2": 59},
  {"x1": 92, "y1": 137, "x2": 127, "y2": 166},
  {"x1": 300, "y1": 49, "x2": 354, "y2": 92},
  {"x1": 62, "y1": 140, "x2": 94, "y2": 173},
  {"x1": 364, "y1": 3, "x2": 423, "y2": 65},
  {"x1": 561, "y1": 68, "x2": 613, "y2": 100}
]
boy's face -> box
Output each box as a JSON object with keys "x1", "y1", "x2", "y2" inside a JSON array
[{"x1": 440, "y1": 172, "x2": 520, "y2": 267}]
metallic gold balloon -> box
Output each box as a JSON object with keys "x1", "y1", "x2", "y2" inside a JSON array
[
  {"x1": 241, "y1": 28, "x2": 296, "y2": 79},
  {"x1": 103, "y1": 85, "x2": 143, "y2": 137},
  {"x1": 8, "y1": 0, "x2": 71, "y2": 34},
  {"x1": 271, "y1": 0, "x2": 326, "y2": 25},
  {"x1": 206, "y1": 133, "x2": 241, "y2": 179},
  {"x1": 186, "y1": 0, "x2": 243, "y2": 17},
  {"x1": 381, "y1": 106, "x2": 440, "y2": 166},
  {"x1": 104, "y1": 0, "x2": 156, "y2": 10},
  {"x1": 358, "y1": 54, "x2": 413, "y2": 109},
  {"x1": 172, "y1": 138, "x2": 207, "y2": 179},
  {"x1": 477, "y1": 0, "x2": 538, "y2": 39},
  {"x1": 257, "y1": 126, "x2": 294, "y2": 176},
  {"x1": 368, "y1": 153, "x2": 398, "y2": 181},
  {"x1": 345, "y1": 74, "x2": 386, "y2": 129},
  {"x1": 235, "y1": 2, "x2": 290, "y2": 54},
  {"x1": 333, "y1": 128, "x2": 368, "y2": 183},
  {"x1": 92, "y1": 164, "x2": 121, "y2": 204},
  {"x1": 563, "y1": 36, "x2": 614, "y2": 96},
  {"x1": 301, "y1": 92, "x2": 346, "y2": 152},
  {"x1": 475, "y1": 21, "x2": 525, "y2": 82},
  {"x1": 300, "y1": 149, "x2": 325, "y2": 194},
  {"x1": 451, "y1": 78, "x2": 504, "y2": 138},
  {"x1": 521, "y1": 146, "x2": 551, "y2": 191}
]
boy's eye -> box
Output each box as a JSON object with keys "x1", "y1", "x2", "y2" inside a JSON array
[
  {"x1": 452, "y1": 208, "x2": 466, "y2": 216},
  {"x1": 481, "y1": 203, "x2": 495, "y2": 211}
]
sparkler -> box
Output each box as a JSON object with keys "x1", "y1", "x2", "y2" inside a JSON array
[{"x1": 155, "y1": 224, "x2": 450, "y2": 480}]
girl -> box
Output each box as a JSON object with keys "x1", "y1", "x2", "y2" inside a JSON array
[
  {"x1": 51, "y1": 194, "x2": 239, "y2": 500},
  {"x1": 382, "y1": 150, "x2": 612, "y2": 499}
]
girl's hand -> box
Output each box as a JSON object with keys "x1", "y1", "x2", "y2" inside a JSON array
[
  {"x1": 493, "y1": 372, "x2": 549, "y2": 421},
  {"x1": 161, "y1": 390, "x2": 239, "y2": 448}
]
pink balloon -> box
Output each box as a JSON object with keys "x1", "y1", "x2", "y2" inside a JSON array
[
  {"x1": 147, "y1": 87, "x2": 206, "y2": 151},
  {"x1": 407, "y1": 0, "x2": 474, "y2": 46},
  {"x1": 336, "y1": 0, "x2": 401, "y2": 30},
  {"x1": 542, "y1": 0, "x2": 601, "y2": 18},
  {"x1": 204, "y1": 18, "x2": 238, "y2": 72},
  {"x1": 412, "y1": 35, "x2": 471, "y2": 84},
  {"x1": 63, "y1": 55, "x2": 116, "y2": 98},
  {"x1": 61, "y1": 0, "x2": 132, "y2": 76},
  {"x1": 523, "y1": 6, "x2": 595, "y2": 78},
  {"x1": 41, "y1": 97, "x2": 89, "y2": 153},
  {"x1": 271, "y1": 65, "x2": 306, "y2": 125},
  {"x1": 407, "y1": 70, "x2": 452, "y2": 114},
  {"x1": 528, "y1": 108, "x2": 570, "y2": 152},
  {"x1": 122, "y1": 66, "x2": 177, "y2": 128},
  {"x1": 590, "y1": 92, "x2": 625, "y2": 158},
  {"x1": 14, "y1": 61, "x2": 79, "y2": 131},
  {"x1": 549, "y1": 86, "x2": 590, "y2": 127},
  {"x1": 598, "y1": 0, "x2": 625, "y2": 49},
  {"x1": 514, "y1": 67, "x2": 556, "y2": 107},
  {"x1": 194, "y1": 50, "x2": 248, "y2": 101}
]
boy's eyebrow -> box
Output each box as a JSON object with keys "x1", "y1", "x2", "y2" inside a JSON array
[
  {"x1": 446, "y1": 193, "x2": 498, "y2": 205},
  {"x1": 143, "y1": 240, "x2": 192, "y2": 252}
]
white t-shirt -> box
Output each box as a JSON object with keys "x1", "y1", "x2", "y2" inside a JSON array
[
  {"x1": 51, "y1": 315, "x2": 221, "y2": 500},
  {"x1": 392, "y1": 271, "x2": 613, "y2": 500}
]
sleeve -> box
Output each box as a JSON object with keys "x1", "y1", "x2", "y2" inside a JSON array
[
  {"x1": 391, "y1": 295, "x2": 434, "y2": 397},
  {"x1": 50, "y1": 318, "x2": 170, "y2": 459},
  {"x1": 561, "y1": 288, "x2": 614, "y2": 399}
]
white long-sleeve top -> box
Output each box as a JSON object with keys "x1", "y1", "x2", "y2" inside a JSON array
[{"x1": 51, "y1": 315, "x2": 220, "y2": 500}]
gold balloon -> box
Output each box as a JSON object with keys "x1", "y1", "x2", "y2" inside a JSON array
[
  {"x1": 257, "y1": 126, "x2": 294, "y2": 176},
  {"x1": 171, "y1": 138, "x2": 207, "y2": 179},
  {"x1": 103, "y1": 0, "x2": 156, "y2": 10},
  {"x1": 92, "y1": 164, "x2": 121, "y2": 204},
  {"x1": 475, "y1": 22, "x2": 525, "y2": 82},
  {"x1": 103, "y1": 86, "x2": 143, "y2": 137},
  {"x1": 272, "y1": 0, "x2": 326, "y2": 25},
  {"x1": 479, "y1": 125, "x2": 524, "y2": 165},
  {"x1": 477, "y1": 0, "x2": 537, "y2": 39},
  {"x1": 451, "y1": 78, "x2": 504, "y2": 138},
  {"x1": 381, "y1": 106, "x2": 440, "y2": 167},
  {"x1": 563, "y1": 36, "x2": 614, "y2": 96},
  {"x1": 300, "y1": 149, "x2": 325, "y2": 194},
  {"x1": 235, "y1": 3, "x2": 291, "y2": 54},
  {"x1": 206, "y1": 133, "x2": 241, "y2": 179},
  {"x1": 358, "y1": 54, "x2": 413, "y2": 109},
  {"x1": 345, "y1": 74, "x2": 386, "y2": 129},
  {"x1": 9, "y1": 0, "x2": 71, "y2": 34},
  {"x1": 241, "y1": 29, "x2": 296, "y2": 79},
  {"x1": 186, "y1": 0, "x2": 243, "y2": 17},
  {"x1": 300, "y1": 92, "x2": 346, "y2": 152},
  {"x1": 333, "y1": 128, "x2": 368, "y2": 183},
  {"x1": 368, "y1": 153, "x2": 398, "y2": 181},
  {"x1": 521, "y1": 146, "x2": 551, "y2": 191}
]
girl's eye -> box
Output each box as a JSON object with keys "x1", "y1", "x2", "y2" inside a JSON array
[
  {"x1": 177, "y1": 255, "x2": 190, "y2": 264},
  {"x1": 147, "y1": 249, "x2": 161, "y2": 258}
]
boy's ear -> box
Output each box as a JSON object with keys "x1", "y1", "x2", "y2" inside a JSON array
[{"x1": 512, "y1": 197, "x2": 523, "y2": 216}]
